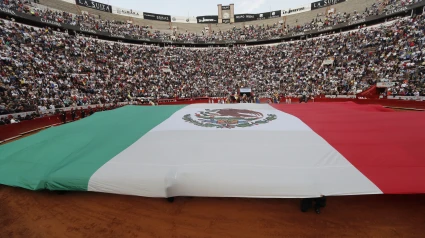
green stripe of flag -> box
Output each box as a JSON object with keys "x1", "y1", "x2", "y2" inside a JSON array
[{"x1": 0, "y1": 105, "x2": 185, "y2": 191}]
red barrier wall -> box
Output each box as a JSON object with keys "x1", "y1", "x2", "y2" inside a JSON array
[
  {"x1": 309, "y1": 98, "x2": 425, "y2": 109},
  {"x1": 0, "y1": 109, "x2": 92, "y2": 141},
  {"x1": 1, "y1": 99, "x2": 424, "y2": 142},
  {"x1": 0, "y1": 115, "x2": 62, "y2": 141}
]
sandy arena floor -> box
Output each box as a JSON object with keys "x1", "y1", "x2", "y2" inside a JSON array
[{"x1": 1, "y1": 186, "x2": 424, "y2": 238}]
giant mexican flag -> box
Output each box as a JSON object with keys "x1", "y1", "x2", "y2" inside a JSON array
[{"x1": 1, "y1": 103, "x2": 424, "y2": 198}]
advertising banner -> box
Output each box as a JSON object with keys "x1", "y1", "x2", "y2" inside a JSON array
[
  {"x1": 235, "y1": 10, "x2": 281, "y2": 22},
  {"x1": 143, "y1": 12, "x2": 171, "y2": 22},
  {"x1": 112, "y1": 7, "x2": 143, "y2": 19},
  {"x1": 282, "y1": 5, "x2": 311, "y2": 16},
  {"x1": 255, "y1": 10, "x2": 281, "y2": 20},
  {"x1": 196, "y1": 15, "x2": 218, "y2": 24},
  {"x1": 234, "y1": 14, "x2": 257, "y2": 22},
  {"x1": 76, "y1": 0, "x2": 112, "y2": 13},
  {"x1": 311, "y1": 0, "x2": 346, "y2": 10}
]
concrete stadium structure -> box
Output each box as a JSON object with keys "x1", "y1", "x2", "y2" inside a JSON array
[{"x1": 38, "y1": 0, "x2": 375, "y2": 35}]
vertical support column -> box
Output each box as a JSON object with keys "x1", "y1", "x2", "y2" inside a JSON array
[
  {"x1": 218, "y1": 4, "x2": 222, "y2": 24},
  {"x1": 230, "y1": 4, "x2": 235, "y2": 23}
]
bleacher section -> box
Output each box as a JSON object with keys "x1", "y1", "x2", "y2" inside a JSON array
[
  {"x1": 37, "y1": 0, "x2": 375, "y2": 35},
  {"x1": 205, "y1": 0, "x2": 373, "y2": 34}
]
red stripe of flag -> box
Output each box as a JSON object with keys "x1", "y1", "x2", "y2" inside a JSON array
[{"x1": 272, "y1": 102, "x2": 425, "y2": 194}]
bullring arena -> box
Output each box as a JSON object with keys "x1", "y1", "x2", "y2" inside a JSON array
[{"x1": 1, "y1": 0, "x2": 425, "y2": 237}]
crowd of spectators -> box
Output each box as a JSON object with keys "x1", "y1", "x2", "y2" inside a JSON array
[
  {"x1": 289, "y1": 0, "x2": 420, "y2": 33},
  {"x1": 1, "y1": 0, "x2": 425, "y2": 127},
  {"x1": 1, "y1": 0, "x2": 423, "y2": 42},
  {"x1": 0, "y1": 111, "x2": 39, "y2": 125},
  {"x1": 2, "y1": 14, "x2": 425, "y2": 114}
]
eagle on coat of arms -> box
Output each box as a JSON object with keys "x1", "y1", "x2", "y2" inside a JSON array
[{"x1": 183, "y1": 109, "x2": 277, "y2": 128}]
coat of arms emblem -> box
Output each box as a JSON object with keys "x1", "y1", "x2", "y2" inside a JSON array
[{"x1": 183, "y1": 109, "x2": 277, "y2": 129}]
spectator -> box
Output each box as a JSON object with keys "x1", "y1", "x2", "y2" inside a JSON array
[
  {"x1": 0, "y1": 117, "x2": 5, "y2": 125},
  {"x1": 10, "y1": 115, "x2": 19, "y2": 123},
  {"x1": 61, "y1": 110, "x2": 67, "y2": 123},
  {"x1": 71, "y1": 109, "x2": 76, "y2": 121}
]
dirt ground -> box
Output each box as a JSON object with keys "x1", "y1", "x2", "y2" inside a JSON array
[{"x1": 1, "y1": 186, "x2": 424, "y2": 238}]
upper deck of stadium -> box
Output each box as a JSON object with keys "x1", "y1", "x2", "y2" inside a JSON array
[
  {"x1": 36, "y1": 0, "x2": 375, "y2": 34},
  {"x1": 1, "y1": 0, "x2": 422, "y2": 45}
]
